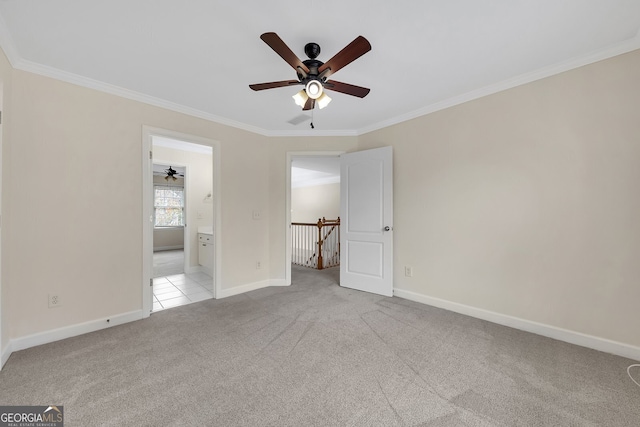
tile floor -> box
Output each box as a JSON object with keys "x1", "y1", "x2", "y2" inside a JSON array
[{"x1": 152, "y1": 271, "x2": 213, "y2": 312}]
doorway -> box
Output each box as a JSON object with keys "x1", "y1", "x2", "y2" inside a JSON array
[
  {"x1": 286, "y1": 152, "x2": 343, "y2": 285},
  {"x1": 142, "y1": 127, "x2": 221, "y2": 317},
  {"x1": 152, "y1": 163, "x2": 186, "y2": 278},
  {"x1": 286, "y1": 147, "x2": 394, "y2": 296}
]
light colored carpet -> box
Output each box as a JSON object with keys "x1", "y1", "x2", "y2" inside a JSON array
[
  {"x1": 1, "y1": 266, "x2": 638, "y2": 426},
  {"x1": 153, "y1": 249, "x2": 184, "y2": 277}
]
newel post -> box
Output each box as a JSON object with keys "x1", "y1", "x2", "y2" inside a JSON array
[{"x1": 316, "y1": 218, "x2": 324, "y2": 270}]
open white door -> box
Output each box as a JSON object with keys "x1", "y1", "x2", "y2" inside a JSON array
[{"x1": 340, "y1": 146, "x2": 393, "y2": 296}]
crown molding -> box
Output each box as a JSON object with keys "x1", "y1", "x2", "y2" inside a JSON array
[
  {"x1": 8, "y1": 55, "x2": 359, "y2": 138},
  {"x1": 356, "y1": 35, "x2": 640, "y2": 136},
  {"x1": 0, "y1": 13, "x2": 359, "y2": 139},
  {"x1": 0, "y1": 12, "x2": 274, "y2": 137},
  {"x1": 1, "y1": 13, "x2": 638, "y2": 139},
  {"x1": 262, "y1": 128, "x2": 359, "y2": 137},
  {"x1": 15, "y1": 58, "x2": 275, "y2": 135}
]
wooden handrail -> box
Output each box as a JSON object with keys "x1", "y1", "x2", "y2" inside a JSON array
[{"x1": 292, "y1": 217, "x2": 340, "y2": 226}]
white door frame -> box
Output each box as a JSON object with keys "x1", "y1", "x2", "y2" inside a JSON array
[
  {"x1": 285, "y1": 151, "x2": 344, "y2": 285},
  {"x1": 142, "y1": 126, "x2": 221, "y2": 317}
]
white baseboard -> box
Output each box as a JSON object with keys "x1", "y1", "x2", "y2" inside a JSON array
[
  {"x1": 217, "y1": 279, "x2": 287, "y2": 299},
  {"x1": 9, "y1": 310, "x2": 144, "y2": 354},
  {"x1": 269, "y1": 279, "x2": 289, "y2": 287},
  {"x1": 393, "y1": 288, "x2": 640, "y2": 362},
  {"x1": 2, "y1": 277, "x2": 289, "y2": 368},
  {"x1": 1, "y1": 341, "x2": 12, "y2": 369}
]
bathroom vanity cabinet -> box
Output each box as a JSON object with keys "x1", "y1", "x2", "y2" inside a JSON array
[{"x1": 198, "y1": 232, "x2": 214, "y2": 271}]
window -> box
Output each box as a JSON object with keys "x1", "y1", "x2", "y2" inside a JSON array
[{"x1": 154, "y1": 185, "x2": 184, "y2": 227}]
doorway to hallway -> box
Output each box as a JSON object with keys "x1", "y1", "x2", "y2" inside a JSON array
[
  {"x1": 285, "y1": 147, "x2": 394, "y2": 297},
  {"x1": 287, "y1": 153, "x2": 342, "y2": 284}
]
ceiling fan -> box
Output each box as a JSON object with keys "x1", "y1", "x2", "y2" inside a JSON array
[
  {"x1": 163, "y1": 166, "x2": 184, "y2": 181},
  {"x1": 249, "y1": 32, "x2": 371, "y2": 110}
]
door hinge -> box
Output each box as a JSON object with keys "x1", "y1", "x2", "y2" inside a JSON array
[
  {"x1": 150, "y1": 278, "x2": 153, "y2": 287},
  {"x1": 0, "y1": 111, "x2": 2, "y2": 125},
  {"x1": 149, "y1": 150, "x2": 153, "y2": 159}
]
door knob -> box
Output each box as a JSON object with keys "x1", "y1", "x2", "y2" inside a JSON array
[{"x1": 384, "y1": 226, "x2": 391, "y2": 231}]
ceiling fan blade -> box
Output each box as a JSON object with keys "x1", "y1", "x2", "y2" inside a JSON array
[
  {"x1": 317, "y1": 36, "x2": 371, "y2": 79},
  {"x1": 249, "y1": 80, "x2": 300, "y2": 91},
  {"x1": 302, "y1": 98, "x2": 315, "y2": 111},
  {"x1": 260, "y1": 32, "x2": 310, "y2": 74},
  {"x1": 323, "y1": 80, "x2": 370, "y2": 98}
]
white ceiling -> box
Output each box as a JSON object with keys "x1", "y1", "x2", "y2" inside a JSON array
[
  {"x1": 153, "y1": 136, "x2": 213, "y2": 155},
  {"x1": 292, "y1": 157, "x2": 340, "y2": 188},
  {"x1": 1, "y1": 1, "x2": 639, "y2": 136}
]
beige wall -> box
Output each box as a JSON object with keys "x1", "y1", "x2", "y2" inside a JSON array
[
  {"x1": 358, "y1": 50, "x2": 640, "y2": 347},
  {"x1": 0, "y1": 47, "x2": 12, "y2": 353},
  {"x1": 153, "y1": 228, "x2": 184, "y2": 251},
  {"x1": 291, "y1": 183, "x2": 340, "y2": 223},
  {"x1": 2, "y1": 65, "x2": 271, "y2": 340},
  {"x1": 1, "y1": 43, "x2": 638, "y2": 359}
]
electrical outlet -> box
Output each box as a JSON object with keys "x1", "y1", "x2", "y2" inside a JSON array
[
  {"x1": 256, "y1": 261, "x2": 262, "y2": 269},
  {"x1": 48, "y1": 294, "x2": 62, "y2": 308},
  {"x1": 252, "y1": 210, "x2": 262, "y2": 220},
  {"x1": 404, "y1": 266, "x2": 413, "y2": 277}
]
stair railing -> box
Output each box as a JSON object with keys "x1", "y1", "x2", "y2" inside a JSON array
[{"x1": 291, "y1": 217, "x2": 340, "y2": 269}]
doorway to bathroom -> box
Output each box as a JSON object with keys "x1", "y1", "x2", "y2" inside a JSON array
[
  {"x1": 142, "y1": 127, "x2": 221, "y2": 316},
  {"x1": 152, "y1": 163, "x2": 186, "y2": 278}
]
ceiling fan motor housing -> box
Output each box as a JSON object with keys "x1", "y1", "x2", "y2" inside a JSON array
[
  {"x1": 304, "y1": 42, "x2": 321, "y2": 59},
  {"x1": 298, "y1": 59, "x2": 324, "y2": 82}
]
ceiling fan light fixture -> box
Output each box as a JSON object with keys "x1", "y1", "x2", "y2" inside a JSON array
[
  {"x1": 317, "y1": 92, "x2": 332, "y2": 109},
  {"x1": 292, "y1": 89, "x2": 308, "y2": 107},
  {"x1": 305, "y1": 80, "x2": 323, "y2": 99}
]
